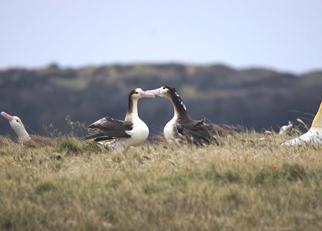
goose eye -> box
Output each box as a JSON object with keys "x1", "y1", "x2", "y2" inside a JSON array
[{"x1": 16, "y1": 119, "x2": 19, "y2": 123}]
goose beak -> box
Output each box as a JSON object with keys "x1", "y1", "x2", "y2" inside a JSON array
[
  {"x1": 145, "y1": 88, "x2": 161, "y2": 96},
  {"x1": 140, "y1": 91, "x2": 155, "y2": 98},
  {"x1": 1, "y1": 112, "x2": 14, "y2": 122}
]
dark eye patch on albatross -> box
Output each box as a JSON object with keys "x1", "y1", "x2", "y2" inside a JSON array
[{"x1": 130, "y1": 88, "x2": 140, "y2": 96}]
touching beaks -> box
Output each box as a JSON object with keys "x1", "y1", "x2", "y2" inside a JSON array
[
  {"x1": 140, "y1": 91, "x2": 155, "y2": 98},
  {"x1": 145, "y1": 88, "x2": 161, "y2": 96},
  {"x1": 1, "y1": 112, "x2": 14, "y2": 122}
]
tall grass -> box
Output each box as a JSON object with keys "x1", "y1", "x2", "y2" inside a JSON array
[{"x1": 0, "y1": 133, "x2": 321, "y2": 230}]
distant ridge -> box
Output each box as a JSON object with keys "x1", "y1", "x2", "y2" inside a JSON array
[{"x1": 0, "y1": 63, "x2": 321, "y2": 136}]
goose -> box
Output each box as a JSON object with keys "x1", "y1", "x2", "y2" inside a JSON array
[
  {"x1": 1, "y1": 111, "x2": 31, "y2": 143},
  {"x1": 83, "y1": 88, "x2": 154, "y2": 150},
  {"x1": 146, "y1": 86, "x2": 229, "y2": 145},
  {"x1": 279, "y1": 121, "x2": 293, "y2": 135},
  {"x1": 282, "y1": 102, "x2": 322, "y2": 146}
]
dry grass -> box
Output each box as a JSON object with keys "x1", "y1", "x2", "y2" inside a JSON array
[{"x1": 0, "y1": 133, "x2": 322, "y2": 231}]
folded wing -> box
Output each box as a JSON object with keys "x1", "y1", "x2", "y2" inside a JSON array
[
  {"x1": 83, "y1": 116, "x2": 133, "y2": 142},
  {"x1": 176, "y1": 119, "x2": 219, "y2": 145}
]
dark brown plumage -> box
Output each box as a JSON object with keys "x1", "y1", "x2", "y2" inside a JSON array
[
  {"x1": 147, "y1": 86, "x2": 234, "y2": 146},
  {"x1": 84, "y1": 117, "x2": 133, "y2": 142},
  {"x1": 176, "y1": 119, "x2": 219, "y2": 145}
]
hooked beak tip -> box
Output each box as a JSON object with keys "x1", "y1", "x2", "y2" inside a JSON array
[{"x1": 1, "y1": 112, "x2": 14, "y2": 121}]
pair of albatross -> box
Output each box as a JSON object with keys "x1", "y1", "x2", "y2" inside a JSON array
[
  {"x1": 2, "y1": 90, "x2": 321, "y2": 149},
  {"x1": 83, "y1": 86, "x2": 221, "y2": 150}
]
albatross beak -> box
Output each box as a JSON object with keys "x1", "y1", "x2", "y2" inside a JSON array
[
  {"x1": 145, "y1": 88, "x2": 161, "y2": 96},
  {"x1": 140, "y1": 91, "x2": 155, "y2": 98},
  {"x1": 1, "y1": 112, "x2": 14, "y2": 122}
]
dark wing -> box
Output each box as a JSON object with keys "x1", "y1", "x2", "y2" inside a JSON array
[
  {"x1": 176, "y1": 119, "x2": 219, "y2": 145},
  {"x1": 83, "y1": 116, "x2": 133, "y2": 141},
  {"x1": 211, "y1": 123, "x2": 236, "y2": 137}
]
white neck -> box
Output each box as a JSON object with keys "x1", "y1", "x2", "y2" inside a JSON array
[
  {"x1": 132, "y1": 98, "x2": 139, "y2": 117},
  {"x1": 125, "y1": 98, "x2": 139, "y2": 121},
  {"x1": 170, "y1": 100, "x2": 179, "y2": 120},
  {"x1": 308, "y1": 127, "x2": 322, "y2": 134},
  {"x1": 11, "y1": 125, "x2": 31, "y2": 143},
  {"x1": 311, "y1": 103, "x2": 322, "y2": 128},
  {"x1": 166, "y1": 94, "x2": 190, "y2": 122}
]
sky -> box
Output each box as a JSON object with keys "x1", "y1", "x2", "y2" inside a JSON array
[{"x1": 0, "y1": 0, "x2": 322, "y2": 73}]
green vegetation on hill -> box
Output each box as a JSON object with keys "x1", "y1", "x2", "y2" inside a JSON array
[
  {"x1": 0, "y1": 64, "x2": 321, "y2": 137},
  {"x1": 0, "y1": 134, "x2": 322, "y2": 230}
]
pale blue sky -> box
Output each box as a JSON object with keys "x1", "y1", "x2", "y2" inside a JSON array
[{"x1": 0, "y1": 0, "x2": 321, "y2": 72}]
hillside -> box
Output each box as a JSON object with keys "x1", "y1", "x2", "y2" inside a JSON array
[{"x1": 0, "y1": 63, "x2": 322, "y2": 137}]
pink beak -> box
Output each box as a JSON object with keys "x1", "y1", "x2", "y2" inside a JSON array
[
  {"x1": 1, "y1": 112, "x2": 14, "y2": 122},
  {"x1": 145, "y1": 88, "x2": 161, "y2": 96},
  {"x1": 140, "y1": 91, "x2": 155, "y2": 98}
]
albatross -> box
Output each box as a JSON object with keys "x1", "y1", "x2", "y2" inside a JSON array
[
  {"x1": 83, "y1": 88, "x2": 154, "y2": 150},
  {"x1": 1, "y1": 111, "x2": 31, "y2": 143},
  {"x1": 146, "y1": 86, "x2": 229, "y2": 145},
  {"x1": 282, "y1": 102, "x2": 322, "y2": 146}
]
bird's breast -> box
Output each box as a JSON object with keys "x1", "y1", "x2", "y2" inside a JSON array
[
  {"x1": 164, "y1": 117, "x2": 177, "y2": 142},
  {"x1": 128, "y1": 118, "x2": 149, "y2": 143}
]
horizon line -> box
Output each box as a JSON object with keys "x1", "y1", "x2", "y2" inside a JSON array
[{"x1": 1, "y1": 61, "x2": 322, "y2": 75}]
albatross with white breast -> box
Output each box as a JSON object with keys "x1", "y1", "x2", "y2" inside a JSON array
[
  {"x1": 83, "y1": 88, "x2": 154, "y2": 150},
  {"x1": 146, "y1": 86, "x2": 230, "y2": 145}
]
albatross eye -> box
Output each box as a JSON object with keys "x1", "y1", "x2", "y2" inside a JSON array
[{"x1": 16, "y1": 119, "x2": 19, "y2": 123}]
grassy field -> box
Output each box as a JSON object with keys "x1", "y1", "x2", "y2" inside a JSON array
[{"x1": 0, "y1": 133, "x2": 322, "y2": 231}]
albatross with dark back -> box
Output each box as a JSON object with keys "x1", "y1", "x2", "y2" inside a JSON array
[
  {"x1": 83, "y1": 88, "x2": 154, "y2": 150},
  {"x1": 146, "y1": 86, "x2": 230, "y2": 145}
]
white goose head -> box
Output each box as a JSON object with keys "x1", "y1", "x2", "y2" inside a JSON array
[{"x1": 1, "y1": 111, "x2": 31, "y2": 143}]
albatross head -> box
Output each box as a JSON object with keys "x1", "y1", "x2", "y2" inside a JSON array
[
  {"x1": 129, "y1": 88, "x2": 155, "y2": 100},
  {"x1": 145, "y1": 86, "x2": 188, "y2": 113},
  {"x1": 125, "y1": 88, "x2": 155, "y2": 120},
  {"x1": 145, "y1": 86, "x2": 176, "y2": 98},
  {"x1": 1, "y1": 111, "x2": 31, "y2": 143}
]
